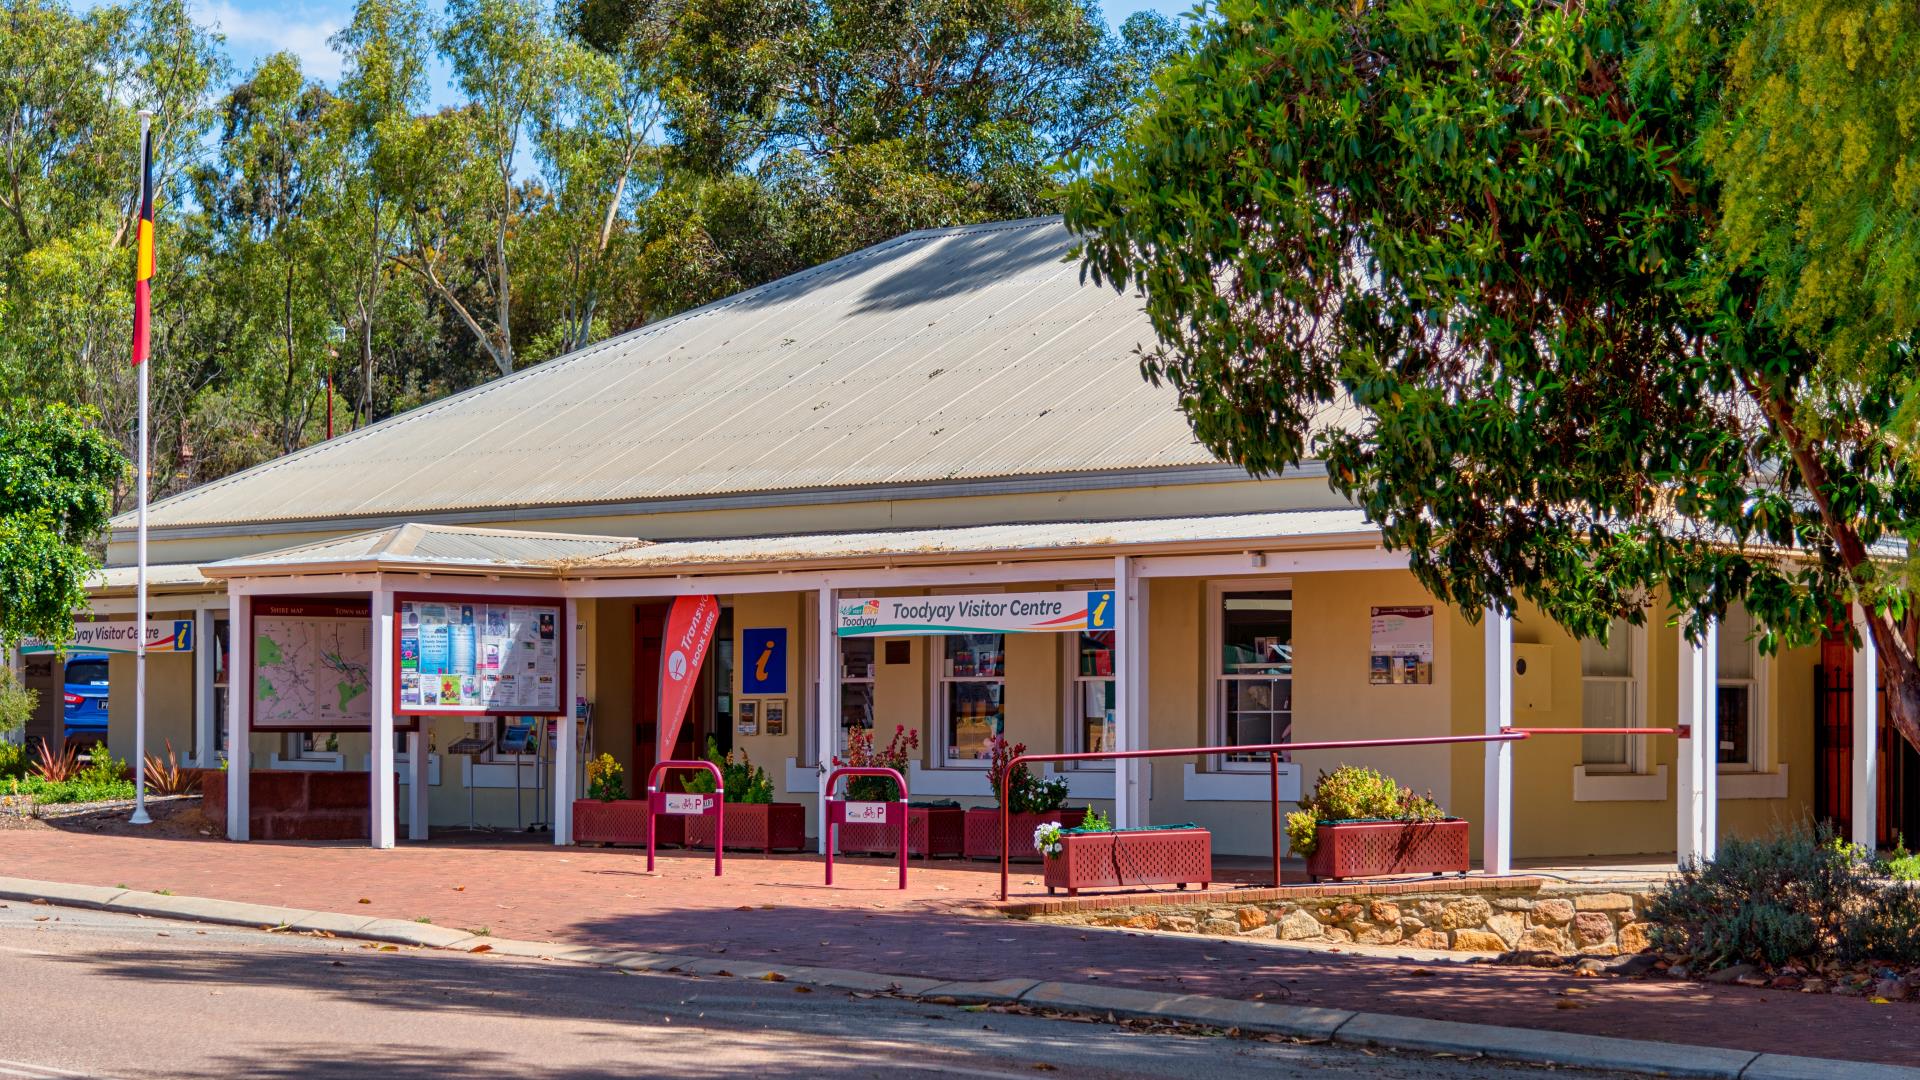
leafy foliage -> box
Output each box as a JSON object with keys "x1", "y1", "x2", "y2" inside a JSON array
[
  {"x1": 0, "y1": 405, "x2": 126, "y2": 649},
  {"x1": 1064, "y1": 0, "x2": 1920, "y2": 755},
  {"x1": 586, "y1": 751, "x2": 626, "y2": 802},
  {"x1": 684, "y1": 737, "x2": 773, "y2": 804},
  {"x1": 834, "y1": 723, "x2": 918, "y2": 801},
  {"x1": 986, "y1": 735, "x2": 1070, "y2": 813},
  {"x1": 30, "y1": 741, "x2": 80, "y2": 784},
  {"x1": 0, "y1": 669, "x2": 36, "y2": 738},
  {"x1": 1284, "y1": 765, "x2": 1446, "y2": 857},
  {"x1": 1644, "y1": 826, "x2": 1919, "y2": 970},
  {"x1": 142, "y1": 740, "x2": 194, "y2": 796}
]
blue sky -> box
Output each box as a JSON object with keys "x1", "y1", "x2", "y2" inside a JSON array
[{"x1": 193, "y1": 0, "x2": 1197, "y2": 102}]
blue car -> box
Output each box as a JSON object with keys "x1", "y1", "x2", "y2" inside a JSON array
[{"x1": 62, "y1": 653, "x2": 110, "y2": 743}]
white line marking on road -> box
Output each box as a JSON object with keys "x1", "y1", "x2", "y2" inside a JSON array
[{"x1": 0, "y1": 1059, "x2": 108, "y2": 1079}]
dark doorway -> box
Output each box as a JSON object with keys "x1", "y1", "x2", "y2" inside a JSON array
[
  {"x1": 633, "y1": 602, "x2": 666, "y2": 786},
  {"x1": 1815, "y1": 633, "x2": 1920, "y2": 847}
]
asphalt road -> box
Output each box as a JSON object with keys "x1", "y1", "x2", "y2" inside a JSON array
[{"x1": 0, "y1": 903, "x2": 1639, "y2": 1079}]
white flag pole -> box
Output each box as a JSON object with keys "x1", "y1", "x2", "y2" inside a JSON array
[{"x1": 130, "y1": 109, "x2": 152, "y2": 826}]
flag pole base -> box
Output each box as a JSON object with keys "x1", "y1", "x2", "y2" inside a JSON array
[{"x1": 129, "y1": 809, "x2": 152, "y2": 825}]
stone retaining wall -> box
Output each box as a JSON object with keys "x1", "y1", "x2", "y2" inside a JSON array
[{"x1": 1024, "y1": 881, "x2": 1661, "y2": 956}]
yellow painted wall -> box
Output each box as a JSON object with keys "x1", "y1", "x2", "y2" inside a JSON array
[
  {"x1": 729, "y1": 591, "x2": 806, "y2": 788},
  {"x1": 104, "y1": 611, "x2": 199, "y2": 765}
]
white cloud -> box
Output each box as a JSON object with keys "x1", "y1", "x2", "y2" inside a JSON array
[{"x1": 198, "y1": 0, "x2": 347, "y2": 83}]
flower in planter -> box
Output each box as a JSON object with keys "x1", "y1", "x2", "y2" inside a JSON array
[
  {"x1": 1285, "y1": 764, "x2": 1447, "y2": 856},
  {"x1": 1034, "y1": 821, "x2": 1065, "y2": 859},
  {"x1": 832, "y1": 724, "x2": 919, "y2": 801},
  {"x1": 986, "y1": 735, "x2": 1072, "y2": 813},
  {"x1": 586, "y1": 753, "x2": 626, "y2": 802},
  {"x1": 685, "y1": 738, "x2": 774, "y2": 804}
]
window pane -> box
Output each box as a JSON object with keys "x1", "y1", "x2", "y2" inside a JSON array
[
  {"x1": 944, "y1": 634, "x2": 1004, "y2": 677},
  {"x1": 839, "y1": 681, "x2": 874, "y2": 744},
  {"x1": 1716, "y1": 685, "x2": 1752, "y2": 765},
  {"x1": 1222, "y1": 592, "x2": 1291, "y2": 675},
  {"x1": 1579, "y1": 622, "x2": 1633, "y2": 678},
  {"x1": 1581, "y1": 680, "x2": 1629, "y2": 765},
  {"x1": 841, "y1": 638, "x2": 875, "y2": 680},
  {"x1": 1222, "y1": 676, "x2": 1291, "y2": 761},
  {"x1": 1077, "y1": 631, "x2": 1114, "y2": 677},
  {"x1": 1078, "y1": 679, "x2": 1114, "y2": 754},
  {"x1": 1717, "y1": 606, "x2": 1755, "y2": 680},
  {"x1": 945, "y1": 681, "x2": 1003, "y2": 762}
]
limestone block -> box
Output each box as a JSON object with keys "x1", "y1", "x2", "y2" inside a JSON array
[
  {"x1": 1571, "y1": 912, "x2": 1615, "y2": 947},
  {"x1": 1278, "y1": 908, "x2": 1325, "y2": 941},
  {"x1": 1437, "y1": 896, "x2": 1493, "y2": 931},
  {"x1": 1617, "y1": 921, "x2": 1652, "y2": 953},
  {"x1": 1573, "y1": 892, "x2": 1635, "y2": 912},
  {"x1": 1486, "y1": 911, "x2": 1525, "y2": 948},
  {"x1": 1451, "y1": 929, "x2": 1506, "y2": 952},
  {"x1": 1531, "y1": 898, "x2": 1575, "y2": 926},
  {"x1": 1236, "y1": 906, "x2": 1269, "y2": 931},
  {"x1": 1516, "y1": 926, "x2": 1571, "y2": 953},
  {"x1": 1405, "y1": 928, "x2": 1449, "y2": 950},
  {"x1": 1368, "y1": 900, "x2": 1401, "y2": 924}
]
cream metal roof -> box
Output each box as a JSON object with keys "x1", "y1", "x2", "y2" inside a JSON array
[
  {"x1": 126, "y1": 217, "x2": 1224, "y2": 534},
  {"x1": 561, "y1": 510, "x2": 1379, "y2": 575},
  {"x1": 199, "y1": 510, "x2": 1381, "y2": 583},
  {"x1": 85, "y1": 563, "x2": 214, "y2": 593},
  {"x1": 200, "y1": 524, "x2": 631, "y2": 578}
]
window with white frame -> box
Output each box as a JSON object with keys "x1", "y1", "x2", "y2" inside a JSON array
[
  {"x1": 1579, "y1": 621, "x2": 1642, "y2": 772},
  {"x1": 212, "y1": 618, "x2": 230, "y2": 754},
  {"x1": 838, "y1": 637, "x2": 876, "y2": 752},
  {"x1": 938, "y1": 633, "x2": 1005, "y2": 765},
  {"x1": 1066, "y1": 630, "x2": 1115, "y2": 765},
  {"x1": 1213, "y1": 589, "x2": 1293, "y2": 766},
  {"x1": 1717, "y1": 605, "x2": 1761, "y2": 769}
]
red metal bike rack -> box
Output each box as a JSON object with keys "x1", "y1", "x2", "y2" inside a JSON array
[
  {"x1": 998, "y1": 731, "x2": 1534, "y2": 901},
  {"x1": 823, "y1": 766, "x2": 909, "y2": 890},
  {"x1": 648, "y1": 759, "x2": 725, "y2": 876}
]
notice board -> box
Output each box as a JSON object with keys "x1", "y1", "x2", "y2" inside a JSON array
[{"x1": 397, "y1": 594, "x2": 565, "y2": 715}]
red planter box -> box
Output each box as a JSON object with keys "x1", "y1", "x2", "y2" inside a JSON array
[
  {"x1": 572, "y1": 798, "x2": 684, "y2": 847},
  {"x1": 838, "y1": 806, "x2": 965, "y2": 858},
  {"x1": 1043, "y1": 827, "x2": 1212, "y2": 896},
  {"x1": 1305, "y1": 818, "x2": 1471, "y2": 881},
  {"x1": 684, "y1": 801, "x2": 807, "y2": 853},
  {"x1": 963, "y1": 807, "x2": 1088, "y2": 861}
]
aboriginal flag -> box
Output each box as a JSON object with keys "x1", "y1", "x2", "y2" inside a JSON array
[{"x1": 132, "y1": 123, "x2": 154, "y2": 365}]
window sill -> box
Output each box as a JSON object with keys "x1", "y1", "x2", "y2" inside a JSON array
[
  {"x1": 1182, "y1": 763, "x2": 1301, "y2": 803},
  {"x1": 267, "y1": 753, "x2": 345, "y2": 772},
  {"x1": 1572, "y1": 764, "x2": 1667, "y2": 802},
  {"x1": 1717, "y1": 764, "x2": 1788, "y2": 800}
]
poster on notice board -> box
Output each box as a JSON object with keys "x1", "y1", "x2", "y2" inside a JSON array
[
  {"x1": 1369, "y1": 605, "x2": 1433, "y2": 685},
  {"x1": 398, "y1": 596, "x2": 563, "y2": 714}
]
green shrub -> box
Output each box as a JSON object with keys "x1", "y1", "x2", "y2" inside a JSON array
[
  {"x1": 16, "y1": 774, "x2": 137, "y2": 804},
  {"x1": 0, "y1": 669, "x2": 35, "y2": 740},
  {"x1": 1847, "y1": 885, "x2": 1920, "y2": 966},
  {"x1": 1079, "y1": 807, "x2": 1113, "y2": 833},
  {"x1": 1646, "y1": 826, "x2": 1870, "y2": 970},
  {"x1": 586, "y1": 753, "x2": 626, "y2": 802},
  {"x1": 1284, "y1": 765, "x2": 1448, "y2": 856},
  {"x1": 683, "y1": 738, "x2": 773, "y2": 804},
  {"x1": 78, "y1": 742, "x2": 127, "y2": 787},
  {"x1": 0, "y1": 741, "x2": 23, "y2": 780}
]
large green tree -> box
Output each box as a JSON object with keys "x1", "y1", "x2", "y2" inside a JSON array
[
  {"x1": 1065, "y1": 0, "x2": 1920, "y2": 754},
  {"x1": 0, "y1": 405, "x2": 126, "y2": 648}
]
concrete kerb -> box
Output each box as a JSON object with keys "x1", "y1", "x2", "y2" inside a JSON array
[{"x1": 4, "y1": 875, "x2": 1918, "y2": 1080}]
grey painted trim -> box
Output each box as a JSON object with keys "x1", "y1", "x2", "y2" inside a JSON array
[{"x1": 117, "y1": 462, "x2": 1326, "y2": 544}]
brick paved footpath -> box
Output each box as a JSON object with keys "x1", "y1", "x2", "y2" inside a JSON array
[{"x1": 3, "y1": 828, "x2": 1913, "y2": 1066}]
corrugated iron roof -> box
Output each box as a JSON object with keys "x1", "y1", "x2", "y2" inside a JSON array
[
  {"x1": 85, "y1": 563, "x2": 214, "y2": 593},
  {"x1": 564, "y1": 510, "x2": 1378, "y2": 574},
  {"x1": 126, "y1": 218, "x2": 1222, "y2": 533},
  {"x1": 200, "y1": 523, "x2": 630, "y2": 576}
]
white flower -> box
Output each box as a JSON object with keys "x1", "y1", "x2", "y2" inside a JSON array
[{"x1": 1033, "y1": 821, "x2": 1065, "y2": 858}]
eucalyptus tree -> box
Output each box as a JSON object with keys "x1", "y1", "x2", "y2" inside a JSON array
[{"x1": 1066, "y1": 0, "x2": 1920, "y2": 753}]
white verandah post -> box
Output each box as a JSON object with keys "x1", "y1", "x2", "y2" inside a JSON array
[
  {"x1": 226, "y1": 588, "x2": 252, "y2": 841},
  {"x1": 1677, "y1": 617, "x2": 1719, "y2": 864},
  {"x1": 1483, "y1": 608, "x2": 1513, "y2": 876},
  {"x1": 369, "y1": 583, "x2": 397, "y2": 849},
  {"x1": 554, "y1": 597, "x2": 582, "y2": 846},
  {"x1": 1852, "y1": 606, "x2": 1880, "y2": 853},
  {"x1": 815, "y1": 586, "x2": 838, "y2": 854},
  {"x1": 1112, "y1": 557, "x2": 1148, "y2": 829}
]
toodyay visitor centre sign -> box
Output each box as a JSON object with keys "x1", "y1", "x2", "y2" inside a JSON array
[{"x1": 835, "y1": 591, "x2": 1116, "y2": 636}]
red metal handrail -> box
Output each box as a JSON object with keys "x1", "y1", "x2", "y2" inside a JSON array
[
  {"x1": 1508, "y1": 727, "x2": 1678, "y2": 736},
  {"x1": 822, "y1": 766, "x2": 910, "y2": 890},
  {"x1": 647, "y1": 759, "x2": 724, "y2": 876},
  {"x1": 998, "y1": 732, "x2": 1532, "y2": 901}
]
